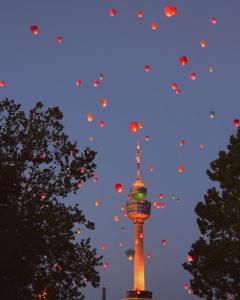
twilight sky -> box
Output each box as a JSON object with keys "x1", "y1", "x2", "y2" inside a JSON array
[{"x1": 1, "y1": 1, "x2": 240, "y2": 299}]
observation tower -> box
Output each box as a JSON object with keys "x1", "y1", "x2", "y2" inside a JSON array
[{"x1": 123, "y1": 142, "x2": 153, "y2": 300}]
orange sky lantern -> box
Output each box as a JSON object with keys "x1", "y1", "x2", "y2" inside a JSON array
[
  {"x1": 187, "y1": 255, "x2": 193, "y2": 262},
  {"x1": 138, "y1": 122, "x2": 143, "y2": 129},
  {"x1": 175, "y1": 88, "x2": 181, "y2": 95},
  {"x1": 151, "y1": 22, "x2": 158, "y2": 30},
  {"x1": 164, "y1": 6, "x2": 177, "y2": 18},
  {"x1": 114, "y1": 215, "x2": 120, "y2": 222},
  {"x1": 100, "y1": 98, "x2": 107, "y2": 108},
  {"x1": 30, "y1": 25, "x2": 39, "y2": 35},
  {"x1": 87, "y1": 113, "x2": 94, "y2": 122},
  {"x1": 200, "y1": 39, "x2": 206, "y2": 48},
  {"x1": 95, "y1": 199, "x2": 101, "y2": 206},
  {"x1": 129, "y1": 121, "x2": 138, "y2": 134},
  {"x1": 115, "y1": 183, "x2": 123, "y2": 193}
]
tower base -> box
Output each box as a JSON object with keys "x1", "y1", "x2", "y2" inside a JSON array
[{"x1": 123, "y1": 290, "x2": 152, "y2": 300}]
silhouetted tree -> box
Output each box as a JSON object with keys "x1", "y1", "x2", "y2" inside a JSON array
[
  {"x1": 0, "y1": 99, "x2": 102, "y2": 300},
  {"x1": 183, "y1": 129, "x2": 240, "y2": 300}
]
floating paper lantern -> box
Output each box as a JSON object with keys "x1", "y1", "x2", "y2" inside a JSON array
[
  {"x1": 108, "y1": 8, "x2": 116, "y2": 17},
  {"x1": 101, "y1": 243, "x2": 107, "y2": 250},
  {"x1": 138, "y1": 122, "x2": 143, "y2": 129},
  {"x1": 115, "y1": 183, "x2": 123, "y2": 193},
  {"x1": 158, "y1": 194, "x2": 164, "y2": 199},
  {"x1": 161, "y1": 239, "x2": 166, "y2": 246},
  {"x1": 233, "y1": 119, "x2": 240, "y2": 127},
  {"x1": 179, "y1": 56, "x2": 188, "y2": 66},
  {"x1": 129, "y1": 121, "x2": 138, "y2": 134},
  {"x1": 100, "y1": 98, "x2": 107, "y2": 108},
  {"x1": 171, "y1": 82, "x2": 178, "y2": 90},
  {"x1": 184, "y1": 283, "x2": 188, "y2": 290},
  {"x1": 103, "y1": 261, "x2": 109, "y2": 268},
  {"x1": 210, "y1": 17, "x2": 217, "y2": 24},
  {"x1": 151, "y1": 22, "x2": 158, "y2": 30},
  {"x1": 99, "y1": 73, "x2": 104, "y2": 80},
  {"x1": 57, "y1": 36, "x2": 63, "y2": 43},
  {"x1": 114, "y1": 215, "x2": 120, "y2": 222},
  {"x1": 137, "y1": 10, "x2": 143, "y2": 18},
  {"x1": 187, "y1": 255, "x2": 193, "y2": 262},
  {"x1": 144, "y1": 65, "x2": 151, "y2": 72},
  {"x1": 87, "y1": 113, "x2": 94, "y2": 122},
  {"x1": 76, "y1": 79, "x2": 82, "y2": 87},
  {"x1": 39, "y1": 192, "x2": 46, "y2": 200},
  {"x1": 146, "y1": 252, "x2": 152, "y2": 259},
  {"x1": 95, "y1": 200, "x2": 101, "y2": 207},
  {"x1": 30, "y1": 25, "x2": 39, "y2": 35},
  {"x1": 164, "y1": 6, "x2": 177, "y2": 17},
  {"x1": 149, "y1": 165, "x2": 154, "y2": 172},
  {"x1": 175, "y1": 88, "x2": 181, "y2": 95},
  {"x1": 89, "y1": 136, "x2": 95, "y2": 142},
  {"x1": 179, "y1": 139, "x2": 186, "y2": 146},
  {"x1": 144, "y1": 135, "x2": 150, "y2": 142},
  {"x1": 178, "y1": 164, "x2": 184, "y2": 173},
  {"x1": 99, "y1": 120, "x2": 105, "y2": 128},
  {"x1": 200, "y1": 39, "x2": 207, "y2": 48},
  {"x1": 209, "y1": 111, "x2": 216, "y2": 119},
  {"x1": 93, "y1": 79, "x2": 99, "y2": 88},
  {"x1": 125, "y1": 248, "x2": 135, "y2": 261},
  {"x1": 208, "y1": 66, "x2": 214, "y2": 73},
  {"x1": 189, "y1": 72, "x2": 196, "y2": 80}
]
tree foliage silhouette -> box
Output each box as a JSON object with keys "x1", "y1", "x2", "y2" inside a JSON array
[
  {"x1": 183, "y1": 129, "x2": 240, "y2": 300},
  {"x1": 0, "y1": 99, "x2": 102, "y2": 300}
]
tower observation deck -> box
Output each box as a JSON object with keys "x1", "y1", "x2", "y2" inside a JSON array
[{"x1": 123, "y1": 142, "x2": 153, "y2": 300}]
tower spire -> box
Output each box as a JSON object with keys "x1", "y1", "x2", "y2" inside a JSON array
[{"x1": 136, "y1": 140, "x2": 141, "y2": 181}]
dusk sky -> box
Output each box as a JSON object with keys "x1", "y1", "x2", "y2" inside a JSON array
[{"x1": 0, "y1": 1, "x2": 240, "y2": 299}]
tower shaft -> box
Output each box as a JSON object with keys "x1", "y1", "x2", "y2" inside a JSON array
[{"x1": 134, "y1": 222, "x2": 145, "y2": 291}]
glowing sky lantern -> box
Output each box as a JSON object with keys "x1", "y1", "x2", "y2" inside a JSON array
[
  {"x1": 114, "y1": 215, "x2": 120, "y2": 222},
  {"x1": 57, "y1": 36, "x2": 63, "y2": 43},
  {"x1": 93, "y1": 79, "x2": 100, "y2": 88},
  {"x1": 158, "y1": 193, "x2": 164, "y2": 199},
  {"x1": 30, "y1": 25, "x2": 39, "y2": 35},
  {"x1": 175, "y1": 88, "x2": 181, "y2": 95},
  {"x1": 178, "y1": 164, "x2": 184, "y2": 173},
  {"x1": 137, "y1": 10, "x2": 143, "y2": 18},
  {"x1": 146, "y1": 252, "x2": 152, "y2": 259},
  {"x1": 119, "y1": 205, "x2": 125, "y2": 211},
  {"x1": 189, "y1": 72, "x2": 196, "y2": 80},
  {"x1": 103, "y1": 261, "x2": 109, "y2": 268},
  {"x1": 89, "y1": 136, "x2": 95, "y2": 142},
  {"x1": 171, "y1": 82, "x2": 178, "y2": 90},
  {"x1": 144, "y1": 65, "x2": 151, "y2": 72},
  {"x1": 234, "y1": 119, "x2": 240, "y2": 127},
  {"x1": 151, "y1": 22, "x2": 158, "y2": 30},
  {"x1": 75, "y1": 227, "x2": 81, "y2": 235},
  {"x1": 184, "y1": 283, "x2": 188, "y2": 290},
  {"x1": 119, "y1": 241, "x2": 123, "y2": 247},
  {"x1": 208, "y1": 66, "x2": 214, "y2": 73},
  {"x1": 76, "y1": 79, "x2": 82, "y2": 87},
  {"x1": 211, "y1": 17, "x2": 217, "y2": 24},
  {"x1": 144, "y1": 135, "x2": 150, "y2": 142},
  {"x1": 95, "y1": 199, "x2": 101, "y2": 206},
  {"x1": 87, "y1": 113, "x2": 94, "y2": 122},
  {"x1": 179, "y1": 139, "x2": 186, "y2": 146},
  {"x1": 187, "y1": 255, "x2": 193, "y2": 262},
  {"x1": 99, "y1": 73, "x2": 104, "y2": 80},
  {"x1": 108, "y1": 8, "x2": 116, "y2": 17},
  {"x1": 0, "y1": 80, "x2": 6, "y2": 87},
  {"x1": 200, "y1": 39, "x2": 207, "y2": 48},
  {"x1": 101, "y1": 243, "x2": 107, "y2": 250},
  {"x1": 149, "y1": 165, "x2": 154, "y2": 172},
  {"x1": 100, "y1": 98, "x2": 107, "y2": 108},
  {"x1": 129, "y1": 121, "x2": 138, "y2": 134},
  {"x1": 164, "y1": 6, "x2": 177, "y2": 18},
  {"x1": 125, "y1": 248, "x2": 135, "y2": 261},
  {"x1": 115, "y1": 183, "x2": 122, "y2": 193},
  {"x1": 179, "y1": 56, "x2": 188, "y2": 66},
  {"x1": 138, "y1": 122, "x2": 143, "y2": 129},
  {"x1": 161, "y1": 239, "x2": 166, "y2": 246},
  {"x1": 99, "y1": 120, "x2": 105, "y2": 128},
  {"x1": 199, "y1": 143, "x2": 205, "y2": 150},
  {"x1": 209, "y1": 111, "x2": 216, "y2": 119}
]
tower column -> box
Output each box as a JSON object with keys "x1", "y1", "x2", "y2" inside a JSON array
[{"x1": 134, "y1": 222, "x2": 145, "y2": 291}]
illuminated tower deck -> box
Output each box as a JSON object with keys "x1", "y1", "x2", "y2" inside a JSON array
[{"x1": 123, "y1": 142, "x2": 153, "y2": 300}]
